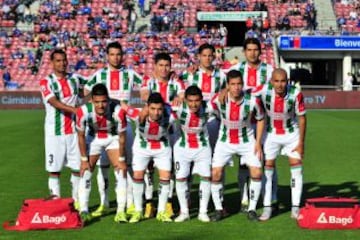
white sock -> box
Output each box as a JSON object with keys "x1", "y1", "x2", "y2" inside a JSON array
[
  {"x1": 238, "y1": 167, "x2": 249, "y2": 204},
  {"x1": 291, "y1": 165, "x2": 303, "y2": 207},
  {"x1": 79, "y1": 170, "x2": 92, "y2": 213},
  {"x1": 158, "y1": 180, "x2": 170, "y2": 212},
  {"x1": 211, "y1": 182, "x2": 223, "y2": 211},
  {"x1": 199, "y1": 179, "x2": 211, "y2": 214},
  {"x1": 144, "y1": 171, "x2": 154, "y2": 201},
  {"x1": 263, "y1": 166, "x2": 274, "y2": 207},
  {"x1": 96, "y1": 166, "x2": 109, "y2": 207},
  {"x1": 48, "y1": 176, "x2": 60, "y2": 197},
  {"x1": 175, "y1": 180, "x2": 189, "y2": 215},
  {"x1": 114, "y1": 170, "x2": 127, "y2": 213},
  {"x1": 248, "y1": 178, "x2": 261, "y2": 211},
  {"x1": 132, "y1": 179, "x2": 144, "y2": 212},
  {"x1": 126, "y1": 173, "x2": 134, "y2": 208},
  {"x1": 168, "y1": 178, "x2": 174, "y2": 199},
  {"x1": 70, "y1": 173, "x2": 80, "y2": 202}
]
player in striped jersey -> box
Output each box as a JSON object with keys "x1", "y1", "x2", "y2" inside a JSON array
[
  {"x1": 124, "y1": 93, "x2": 177, "y2": 223},
  {"x1": 39, "y1": 49, "x2": 82, "y2": 206},
  {"x1": 173, "y1": 86, "x2": 213, "y2": 223},
  {"x1": 230, "y1": 37, "x2": 275, "y2": 213},
  {"x1": 140, "y1": 52, "x2": 185, "y2": 106},
  {"x1": 76, "y1": 84, "x2": 128, "y2": 223},
  {"x1": 140, "y1": 52, "x2": 185, "y2": 218},
  {"x1": 182, "y1": 43, "x2": 227, "y2": 151},
  {"x1": 84, "y1": 42, "x2": 142, "y2": 217},
  {"x1": 210, "y1": 70, "x2": 265, "y2": 222},
  {"x1": 255, "y1": 68, "x2": 306, "y2": 221}
]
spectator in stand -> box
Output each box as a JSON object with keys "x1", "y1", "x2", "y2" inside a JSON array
[
  {"x1": 12, "y1": 48, "x2": 24, "y2": 59},
  {"x1": 199, "y1": 24, "x2": 209, "y2": 38},
  {"x1": 246, "y1": 16, "x2": 254, "y2": 30},
  {"x1": 262, "y1": 17, "x2": 270, "y2": 32},
  {"x1": 2, "y1": 68, "x2": 11, "y2": 88},
  {"x1": 337, "y1": 14, "x2": 347, "y2": 29},
  {"x1": 139, "y1": 0, "x2": 145, "y2": 17},
  {"x1": 238, "y1": 0, "x2": 248, "y2": 11},
  {"x1": 254, "y1": 1, "x2": 262, "y2": 11},
  {"x1": 349, "y1": 10, "x2": 357, "y2": 21},
  {"x1": 282, "y1": 14, "x2": 291, "y2": 30}
]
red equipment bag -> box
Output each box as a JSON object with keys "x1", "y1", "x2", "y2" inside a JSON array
[
  {"x1": 3, "y1": 197, "x2": 83, "y2": 231},
  {"x1": 297, "y1": 197, "x2": 360, "y2": 229}
]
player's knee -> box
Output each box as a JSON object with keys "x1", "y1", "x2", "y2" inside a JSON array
[
  {"x1": 49, "y1": 172, "x2": 60, "y2": 177},
  {"x1": 249, "y1": 167, "x2": 262, "y2": 179},
  {"x1": 211, "y1": 168, "x2": 222, "y2": 182},
  {"x1": 133, "y1": 171, "x2": 144, "y2": 180}
]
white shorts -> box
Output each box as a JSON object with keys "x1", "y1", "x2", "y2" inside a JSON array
[
  {"x1": 86, "y1": 136, "x2": 110, "y2": 167},
  {"x1": 173, "y1": 142, "x2": 211, "y2": 178},
  {"x1": 45, "y1": 133, "x2": 80, "y2": 172},
  {"x1": 88, "y1": 135, "x2": 119, "y2": 156},
  {"x1": 132, "y1": 143, "x2": 172, "y2": 172},
  {"x1": 264, "y1": 131, "x2": 301, "y2": 160},
  {"x1": 212, "y1": 139, "x2": 262, "y2": 168}
]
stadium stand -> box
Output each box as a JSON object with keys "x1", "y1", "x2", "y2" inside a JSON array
[{"x1": 0, "y1": 0, "x2": 320, "y2": 90}]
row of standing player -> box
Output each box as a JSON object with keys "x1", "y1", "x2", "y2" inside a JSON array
[{"x1": 39, "y1": 37, "x2": 306, "y2": 223}]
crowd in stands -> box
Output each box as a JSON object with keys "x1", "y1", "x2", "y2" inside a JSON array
[
  {"x1": 0, "y1": 0, "x2": 339, "y2": 90},
  {"x1": 335, "y1": 0, "x2": 360, "y2": 34}
]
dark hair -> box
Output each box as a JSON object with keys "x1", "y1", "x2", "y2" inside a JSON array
[
  {"x1": 198, "y1": 43, "x2": 215, "y2": 54},
  {"x1": 147, "y1": 92, "x2": 164, "y2": 105},
  {"x1": 91, "y1": 83, "x2": 109, "y2": 97},
  {"x1": 154, "y1": 52, "x2": 171, "y2": 64},
  {"x1": 50, "y1": 49, "x2": 66, "y2": 61},
  {"x1": 106, "y1": 41, "x2": 123, "y2": 55},
  {"x1": 185, "y1": 85, "x2": 203, "y2": 99},
  {"x1": 243, "y1": 37, "x2": 261, "y2": 53},
  {"x1": 226, "y1": 70, "x2": 243, "y2": 84}
]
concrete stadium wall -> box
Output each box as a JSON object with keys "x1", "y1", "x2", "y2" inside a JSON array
[{"x1": 1, "y1": 91, "x2": 360, "y2": 110}]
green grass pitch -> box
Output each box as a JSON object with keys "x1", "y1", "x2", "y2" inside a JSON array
[{"x1": 0, "y1": 110, "x2": 359, "y2": 240}]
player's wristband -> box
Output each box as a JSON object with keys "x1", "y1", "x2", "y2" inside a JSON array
[
  {"x1": 119, "y1": 156, "x2": 125, "y2": 162},
  {"x1": 81, "y1": 156, "x2": 88, "y2": 162}
]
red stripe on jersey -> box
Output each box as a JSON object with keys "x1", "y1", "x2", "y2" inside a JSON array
[
  {"x1": 274, "y1": 96, "x2": 285, "y2": 135},
  {"x1": 96, "y1": 115, "x2": 108, "y2": 138},
  {"x1": 40, "y1": 79, "x2": 51, "y2": 98},
  {"x1": 148, "y1": 121, "x2": 160, "y2": 149},
  {"x1": 188, "y1": 113, "x2": 200, "y2": 148},
  {"x1": 229, "y1": 101, "x2": 240, "y2": 144},
  {"x1": 58, "y1": 79, "x2": 71, "y2": 98},
  {"x1": 201, "y1": 73, "x2": 212, "y2": 93},
  {"x1": 126, "y1": 107, "x2": 140, "y2": 119},
  {"x1": 141, "y1": 75, "x2": 151, "y2": 88},
  {"x1": 247, "y1": 67, "x2": 257, "y2": 87},
  {"x1": 117, "y1": 109, "x2": 127, "y2": 129},
  {"x1": 76, "y1": 107, "x2": 84, "y2": 129},
  {"x1": 158, "y1": 81, "x2": 168, "y2": 102},
  {"x1": 110, "y1": 71, "x2": 120, "y2": 90},
  {"x1": 64, "y1": 112, "x2": 73, "y2": 134},
  {"x1": 297, "y1": 93, "x2": 305, "y2": 113}
]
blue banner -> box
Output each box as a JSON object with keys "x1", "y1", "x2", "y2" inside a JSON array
[{"x1": 279, "y1": 36, "x2": 360, "y2": 50}]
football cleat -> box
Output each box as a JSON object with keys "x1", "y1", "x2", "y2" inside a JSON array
[
  {"x1": 165, "y1": 202, "x2": 174, "y2": 217},
  {"x1": 91, "y1": 205, "x2": 109, "y2": 217},
  {"x1": 129, "y1": 211, "x2": 143, "y2": 223},
  {"x1": 114, "y1": 211, "x2": 128, "y2": 223},
  {"x1": 174, "y1": 213, "x2": 190, "y2": 222},
  {"x1": 291, "y1": 206, "x2": 300, "y2": 219},
  {"x1": 247, "y1": 210, "x2": 259, "y2": 222},
  {"x1": 126, "y1": 204, "x2": 136, "y2": 217},
  {"x1": 80, "y1": 211, "x2": 92, "y2": 224},
  {"x1": 197, "y1": 213, "x2": 211, "y2": 222},
  {"x1": 156, "y1": 211, "x2": 173, "y2": 222},
  {"x1": 259, "y1": 207, "x2": 272, "y2": 221},
  {"x1": 211, "y1": 209, "x2": 229, "y2": 222},
  {"x1": 144, "y1": 202, "x2": 156, "y2": 219}
]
